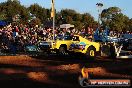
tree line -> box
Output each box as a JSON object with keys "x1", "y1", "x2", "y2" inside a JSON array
[{"x1": 0, "y1": 0, "x2": 132, "y2": 32}]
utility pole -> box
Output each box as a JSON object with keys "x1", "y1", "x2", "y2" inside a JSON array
[{"x1": 51, "y1": 0, "x2": 55, "y2": 40}]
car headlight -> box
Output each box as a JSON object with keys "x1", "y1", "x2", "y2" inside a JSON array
[{"x1": 52, "y1": 42, "x2": 56, "y2": 45}]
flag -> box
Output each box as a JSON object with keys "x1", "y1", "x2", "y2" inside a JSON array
[{"x1": 51, "y1": 0, "x2": 55, "y2": 18}]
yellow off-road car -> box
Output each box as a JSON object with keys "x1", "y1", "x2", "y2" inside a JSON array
[{"x1": 38, "y1": 35, "x2": 100, "y2": 58}]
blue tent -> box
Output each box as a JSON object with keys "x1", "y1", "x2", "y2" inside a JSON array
[{"x1": 0, "y1": 21, "x2": 7, "y2": 26}]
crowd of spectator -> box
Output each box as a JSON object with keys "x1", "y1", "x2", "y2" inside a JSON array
[
  {"x1": 0, "y1": 24, "x2": 86, "y2": 54},
  {"x1": 0, "y1": 23, "x2": 131, "y2": 54}
]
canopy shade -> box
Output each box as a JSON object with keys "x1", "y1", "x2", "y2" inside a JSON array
[{"x1": 60, "y1": 24, "x2": 74, "y2": 29}]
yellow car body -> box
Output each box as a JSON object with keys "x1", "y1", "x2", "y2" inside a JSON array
[
  {"x1": 39, "y1": 35, "x2": 100, "y2": 57},
  {"x1": 51, "y1": 40, "x2": 73, "y2": 50},
  {"x1": 47, "y1": 35, "x2": 80, "y2": 51},
  {"x1": 68, "y1": 35, "x2": 100, "y2": 54}
]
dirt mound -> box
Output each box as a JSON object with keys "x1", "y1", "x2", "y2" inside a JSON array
[{"x1": 0, "y1": 55, "x2": 45, "y2": 67}]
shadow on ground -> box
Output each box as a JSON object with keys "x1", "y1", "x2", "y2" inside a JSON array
[{"x1": 0, "y1": 55, "x2": 132, "y2": 88}]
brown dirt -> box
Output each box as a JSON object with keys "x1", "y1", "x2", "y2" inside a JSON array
[{"x1": 0, "y1": 55, "x2": 131, "y2": 88}]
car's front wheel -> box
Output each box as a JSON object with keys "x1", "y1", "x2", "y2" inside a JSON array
[{"x1": 59, "y1": 46, "x2": 68, "y2": 55}]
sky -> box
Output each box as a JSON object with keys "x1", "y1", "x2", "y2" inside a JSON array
[{"x1": 0, "y1": 0, "x2": 132, "y2": 20}]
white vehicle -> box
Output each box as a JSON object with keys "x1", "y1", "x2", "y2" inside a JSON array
[{"x1": 114, "y1": 43, "x2": 132, "y2": 58}]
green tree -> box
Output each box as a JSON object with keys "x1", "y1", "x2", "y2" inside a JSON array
[
  {"x1": 30, "y1": 17, "x2": 41, "y2": 27},
  {"x1": 0, "y1": 13, "x2": 7, "y2": 20},
  {"x1": 72, "y1": 21, "x2": 83, "y2": 30},
  {"x1": 60, "y1": 9, "x2": 77, "y2": 18},
  {"x1": 59, "y1": 9, "x2": 96, "y2": 30},
  {"x1": 73, "y1": 13, "x2": 82, "y2": 21},
  {"x1": 127, "y1": 18, "x2": 132, "y2": 31},
  {"x1": 0, "y1": 0, "x2": 101, "y2": 29},
  {"x1": 82, "y1": 13, "x2": 95, "y2": 28},
  {"x1": 110, "y1": 13, "x2": 129, "y2": 31},
  {"x1": 101, "y1": 7, "x2": 130, "y2": 31},
  {"x1": 101, "y1": 7, "x2": 121, "y2": 22},
  {"x1": 66, "y1": 16, "x2": 73, "y2": 24},
  {"x1": 60, "y1": 9, "x2": 77, "y2": 24},
  {"x1": 0, "y1": 0, "x2": 29, "y2": 24},
  {"x1": 28, "y1": 4, "x2": 48, "y2": 24}
]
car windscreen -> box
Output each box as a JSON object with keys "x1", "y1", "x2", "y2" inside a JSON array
[
  {"x1": 63, "y1": 35, "x2": 72, "y2": 40},
  {"x1": 57, "y1": 35, "x2": 72, "y2": 40}
]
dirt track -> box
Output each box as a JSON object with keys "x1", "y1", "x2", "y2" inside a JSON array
[{"x1": 0, "y1": 55, "x2": 132, "y2": 88}]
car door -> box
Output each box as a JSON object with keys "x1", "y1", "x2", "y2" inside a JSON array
[{"x1": 69, "y1": 36, "x2": 80, "y2": 50}]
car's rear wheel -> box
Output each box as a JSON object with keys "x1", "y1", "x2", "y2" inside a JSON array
[{"x1": 86, "y1": 46, "x2": 96, "y2": 59}]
